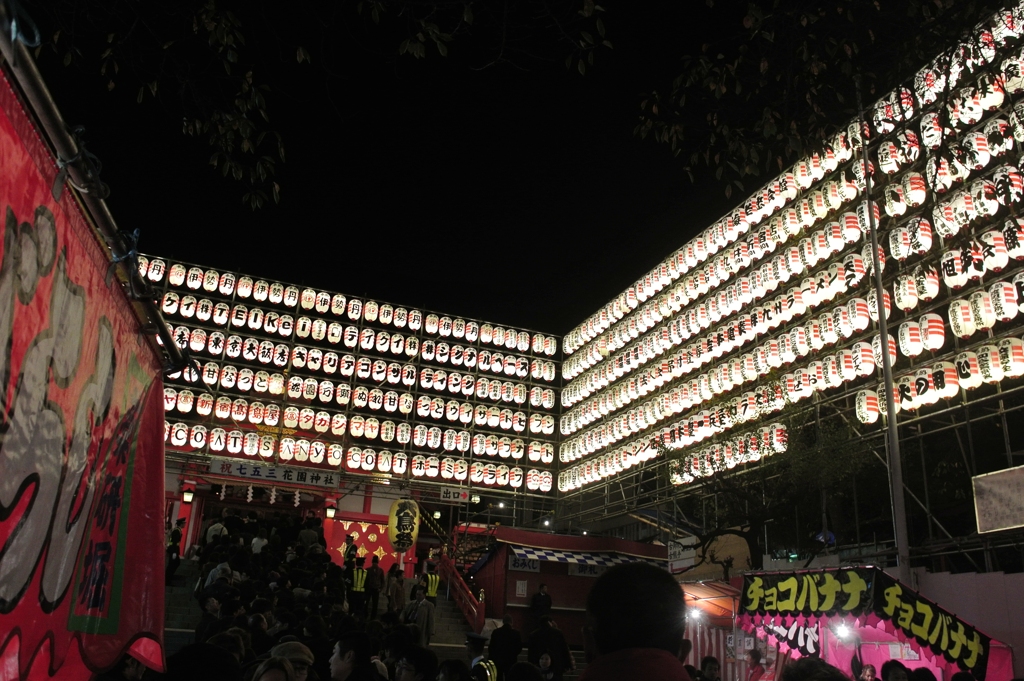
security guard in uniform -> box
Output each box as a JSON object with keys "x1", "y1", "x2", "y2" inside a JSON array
[
  {"x1": 350, "y1": 556, "x2": 368, "y2": 618},
  {"x1": 425, "y1": 563, "x2": 441, "y2": 605},
  {"x1": 466, "y1": 632, "x2": 498, "y2": 681}
]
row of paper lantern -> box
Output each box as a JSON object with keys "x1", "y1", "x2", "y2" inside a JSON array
[
  {"x1": 559, "y1": 263, "x2": 1022, "y2": 458},
  {"x1": 565, "y1": 3, "x2": 1024, "y2": 493},
  {"x1": 164, "y1": 352, "x2": 561, "y2": 417},
  {"x1": 562, "y1": 212, "x2": 1024, "y2": 434},
  {"x1": 164, "y1": 379, "x2": 558, "y2": 436},
  {"x1": 562, "y1": 269, "x2": 1023, "y2": 463},
  {"x1": 563, "y1": 163, "x2": 872, "y2": 372},
  {"x1": 668, "y1": 424, "x2": 789, "y2": 486},
  {"x1": 857, "y1": 337, "x2": 1024, "y2": 422},
  {"x1": 161, "y1": 298, "x2": 558, "y2": 378},
  {"x1": 166, "y1": 408, "x2": 557, "y2": 453},
  {"x1": 562, "y1": 221, "x2": 880, "y2": 409},
  {"x1": 144, "y1": 258, "x2": 559, "y2": 356},
  {"x1": 563, "y1": 200, "x2": 881, "y2": 390},
  {"x1": 563, "y1": 16, "x2": 1023, "y2": 361},
  {"x1": 559, "y1": 267, "x2": 1023, "y2": 457},
  {"x1": 563, "y1": 146, "x2": 1017, "y2": 387},
  {"x1": 162, "y1": 422, "x2": 555, "y2": 491}
]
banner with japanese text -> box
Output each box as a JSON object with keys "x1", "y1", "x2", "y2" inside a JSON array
[
  {"x1": 738, "y1": 568, "x2": 991, "y2": 679},
  {"x1": 0, "y1": 65, "x2": 166, "y2": 679}
]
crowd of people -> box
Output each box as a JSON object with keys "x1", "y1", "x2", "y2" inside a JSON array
[{"x1": 100, "y1": 510, "x2": 1004, "y2": 681}]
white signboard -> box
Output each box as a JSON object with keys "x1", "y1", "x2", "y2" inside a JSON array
[
  {"x1": 667, "y1": 536, "x2": 698, "y2": 574},
  {"x1": 509, "y1": 554, "x2": 540, "y2": 572},
  {"x1": 207, "y1": 457, "x2": 339, "y2": 489},
  {"x1": 568, "y1": 563, "x2": 606, "y2": 577},
  {"x1": 439, "y1": 487, "x2": 470, "y2": 503},
  {"x1": 973, "y1": 464, "x2": 1024, "y2": 533},
  {"x1": 516, "y1": 580, "x2": 528, "y2": 597}
]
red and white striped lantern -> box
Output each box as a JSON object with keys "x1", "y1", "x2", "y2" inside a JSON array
[
  {"x1": 948, "y1": 299, "x2": 977, "y2": 338},
  {"x1": 856, "y1": 390, "x2": 880, "y2": 423},
  {"x1": 898, "y1": 320, "x2": 924, "y2": 357},
  {"x1": 955, "y1": 351, "x2": 983, "y2": 390}
]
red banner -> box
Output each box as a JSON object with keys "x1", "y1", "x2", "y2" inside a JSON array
[{"x1": 0, "y1": 64, "x2": 166, "y2": 679}]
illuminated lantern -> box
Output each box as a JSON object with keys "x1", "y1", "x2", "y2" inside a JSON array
[
  {"x1": 855, "y1": 390, "x2": 881, "y2": 424},
  {"x1": 387, "y1": 499, "x2": 420, "y2": 552},
  {"x1": 867, "y1": 288, "x2": 891, "y2": 322},
  {"x1": 931, "y1": 361, "x2": 958, "y2": 399},
  {"x1": 940, "y1": 248, "x2": 969, "y2": 290},
  {"x1": 955, "y1": 351, "x2": 983, "y2": 390},
  {"x1": 894, "y1": 275, "x2": 919, "y2": 312},
  {"x1": 898, "y1": 320, "x2": 924, "y2": 357},
  {"x1": 918, "y1": 313, "x2": 945, "y2": 352},
  {"x1": 896, "y1": 374, "x2": 919, "y2": 411},
  {"x1": 990, "y1": 281, "x2": 1017, "y2": 322},
  {"x1": 948, "y1": 299, "x2": 977, "y2": 338},
  {"x1": 977, "y1": 345, "x2": 1004, "y2": 384},
  {"x1": 873, "y1": 333, "x2": 898, "y2": 368},
  {"x1": 970, "y1": 290, "x2": 996, "y2": 331},
  {"x1": 971, "y1": 179, "x2": 1000, "y2": 220},
  {"x1": 889, "y1": 226, "x2": 912, "y2": 261},
  {"x1": 998, "y1": 337, "x2": 1024, "y2": 377}
]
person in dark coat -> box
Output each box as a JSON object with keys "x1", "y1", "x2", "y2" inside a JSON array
[
  {"x1": 194, "y1": 595, "x2": 222, "y2": 644},
  {"x1": 488, "y1": 614, "x2": 523, "y2": 677},
  {"x1": 527, "y1": 617, "x2": 573, "y2": 680}
]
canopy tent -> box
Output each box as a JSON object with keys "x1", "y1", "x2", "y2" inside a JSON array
[
  {"x1": 738, "y1": 567, "x2": 1014, "y2": 681},
  {"x1": 682, "y1": 579, "x2": 741, "y2": 630}
]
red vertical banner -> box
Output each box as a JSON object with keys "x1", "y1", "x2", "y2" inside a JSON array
[{"x1": 0, "y1": 62, "x2": 166, "y2": 679}]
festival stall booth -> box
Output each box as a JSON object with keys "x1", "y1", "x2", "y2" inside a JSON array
[
  {"x1": 681, "y1": 580, "x2": 745, "y2": 681},
  {"x1": 466, "y1": 527, "x2": 667, "y2": 645},
  {"x1": 738, "y1": 567, "x2": 1014, "y2": 681}
]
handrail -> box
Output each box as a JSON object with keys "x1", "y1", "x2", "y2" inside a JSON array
[{"x1": 437, "y1": 554, "x2": 485, "y2": 633}]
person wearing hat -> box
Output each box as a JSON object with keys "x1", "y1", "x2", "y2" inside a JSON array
[
  {"x1": 343, "y1": 534, "x2": 359, "y2": 569},
  {"x1": 465, "y1": 633, "x2": 497, "y2": 681},
  {"x1": 350, "y1": 557, "x2": 368, "y2": 619},
  {"x1": 271, "y1": 641, "x2": 315, "y2": 681},
  {"x1": 424, "y1": 563, "x2": 441, "y2": 606}
]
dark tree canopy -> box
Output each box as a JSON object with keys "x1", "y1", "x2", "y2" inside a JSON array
[
  {"x1": 635, "y1": 0, "x2": 998, "y2": 198},
  {"x1": 35, "y1": 0, "x2": 611, "y2": 208}
]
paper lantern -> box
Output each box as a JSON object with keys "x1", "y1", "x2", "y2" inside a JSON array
[
  {"x1": 916, "y1": 313, "x2": 944, "y2": 352},
  {"x1": 867, "y1": 288, "x2": 892, "y2": 322},
  {"x1": 998, "y1": 337, "x2": 1024, "y2": 377},
  {"x1": 970, "y1": 290, "x2": 996, "y2": 330},
  {"x1": 902, "y1": 172, "x2": 928, "y2": 207},
  {"x1": 990, "y1": 281, "x2": 1018, "y2": 322},
  {"x1": 955, "y1": 351, "x2": 983, "y2": 390},
  {"x1": 977, "y1": 345, "x2": 1004, "y2": 384},
  {"x1": 895, "y1": 374, "x2": 920, "y2": 411},
  {"x1": 914, "y1": 265, "x2": 941, "y2": 302},
  {"x1": 898, "y1": 321, "x2": 924, "y2": 357},
  {"x1": 873, "y1": 333, "x2": 898, "y2": 367},
  {"x1": 940, "y1": 248, "x2": 970, "y2": 290},
  {"x1": 856, "y1": 390, "x2": 880, "y2": 423},
  {"x1": 894, "y1": 275, "x2": 919, "y2": 312},
  {"x1": 948, "y1": 299, "x2": 977, "y2": 338},
  {"x1": 929, "y1": 361, "x2": 958, "y2": 399}
]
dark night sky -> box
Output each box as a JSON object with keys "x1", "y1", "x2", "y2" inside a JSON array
[{"x1": 35, "y1": 2, "x2": 739, "y2": 335}]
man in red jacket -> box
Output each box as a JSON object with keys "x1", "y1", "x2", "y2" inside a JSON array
[{"x1": 579, "y1": 562, "x2": 693, "y2": 681}]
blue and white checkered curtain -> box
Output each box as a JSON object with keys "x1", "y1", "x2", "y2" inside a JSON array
[{"x1": 510, "y1": 545, "x2": 648, "y2": 566}]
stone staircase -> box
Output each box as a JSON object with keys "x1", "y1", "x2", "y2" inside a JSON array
[{"x1": 164, "y1": 559, "x2": 202, "y2": 657}]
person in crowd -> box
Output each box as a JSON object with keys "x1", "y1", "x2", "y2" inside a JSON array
[
  {"x1": 530, "y1": 584, "x2": 552, "y2": 621},
  {"x1": 249, "y1": 613, "x2": 274, "y2": 655},
  {"x1": 299, "y1": 519, "x2": 320, "y2": 548},
  {"x1": 578, "y1": 562, "x2": 690, "y2": 681},
  {"x1": 701, "y1": 655, "x2": 721, "y2": 681},
  {"x1": 365, "y1": 556, "x2": 385, "y2": 619},
  {"x1": 394, "y1": 645, "x2": 439, "y2": 681},
  {"x1": 342, "y1": 534, "x2": 360, "y2": 569},
  {"x1": 254, "y1": 656, "x2": 297, "y2": 681},
  {"x1": 271, "y1": 641, "x2": 316, "y2": 681},
  {"x1": 166, "y1": 519, "x2": 184, "y2": 586},
  {"x1": 527, "y1": 617, "x2": 573, "y2": 680},
  {"x1": 424, "y1": 563, "x2": 441, "y2": 605},
  {"x1": 859, "y1": 664, "x2": 877, "y2": 681},
  {"x1": 881, "y1": 661, "x2": 909, "y2": 681},
  {"x1": 387, "y1": 564, "x2": 406, "y2": 614},
  {"x1": 253, "y1": 527, "x2": 270, "y2": 554},
  {"x1": 206, "y1": 516, "x2": 229, "y2": 545},
  {"x1": 780, "y1": 658, "x2": 849, "y2": 681},
  {"x1": 329, "y1": 631, "x2": 387, "y2": 681},
  {"x1": 488, "y1": 614, "x2": 523, "y2": 677},
  {"x1": 208, "y1": 631, "x2": 246, "y2": 665},
  {"x1": 466, "y1": 632, "x2": 498, "y2": 681},
  {"x1": 539, "y1": 652, "x2": 559, "y2": 681},
  {"x1": 910, "y1": 669, "x2": 937, "y2": 681},
  {"x1": 226, "y1": 626, "x2": 256, "y2": 664},
  {"x1": 350, "y1": 556, "x2": 369, "y2": 619},
  {"x1": 437, "y1": 659, "x2": 474, "y2": 681},
  {"x1": 747, "y1": 650, "x2": 764, "y2": 681},
  {"x1": 195, "y1": 595, "x2": 222, "y2": 643},
  {"x1": 223, "y1": 508, "x2": 245, "y2": 535},
  {"x1": 93, "y1": 653, "x2": 149, "y2": 680},
  {"x1": 404, "y1": 586, "x2": 435, "y2": 647},
  {"x1": 303, "y1": 615, "x2": 335, "y2": 680},
  {"x1": 381, "y1": 626, "x2": 415, "y2": 679}
]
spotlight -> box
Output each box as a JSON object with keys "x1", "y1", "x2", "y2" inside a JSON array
[
  {"x1": 325, "y1": 505, "x2": 337, "y2": 519},
  {"x1": 433, "y1": 511, "x2": 442, "y2": 519},
  {"x1": 543, "y1": 519, "x2": 550, "y2": 527},
  {"x1": 836, "y1": 624, "x2": 851, "y2": 639},
  {"x1": 498, "y1": 502, "x2": 505, "y2": 508},
  {"x1": 182, "y1": 490, "x2": 194, "y2": 504},
  {"x1": 582, "y1": 530, "x2": 587, "y2": 536}
]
